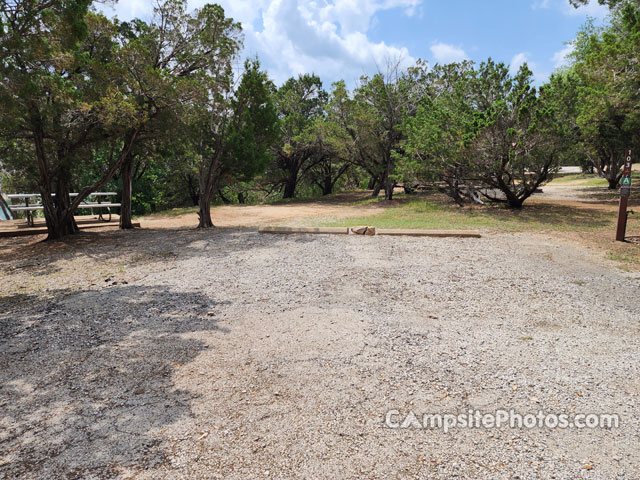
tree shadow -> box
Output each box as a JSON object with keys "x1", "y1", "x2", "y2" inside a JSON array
[
  {"x1": 0, "y1": 284, "x2": 230, "y2": 479},
  {"x1": 485, "y1": 202, "x2": 615, "y2": 230},
  {"x1": 0, "y1": 226, "x2": 263, "y2": 271},
  {"x1": 577, "y1": 186, "x2": 640, "y2": 206}
]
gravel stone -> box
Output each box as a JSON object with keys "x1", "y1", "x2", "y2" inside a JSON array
[{"x1": 0, "y1": 229, "x2": 638, "y2": 479}]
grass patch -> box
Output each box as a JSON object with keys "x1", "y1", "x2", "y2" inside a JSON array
[
  {"x1": 606, "y1": 246, "x2": 640, "y2": 268},
  {"x1": 550, "y1": 174, "x2": 608, "y2": 187},
  {"x1": 550, "y1": 172, "x2": 640, "y2": 187},
  {"x1": 314, "y1": 197, "x2": 615, "y2": 233}
]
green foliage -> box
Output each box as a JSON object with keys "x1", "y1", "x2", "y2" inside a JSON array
[
  {"x1": 400, "y1": 61, "x2": 477, "y2": 190},
  {"x1": 346, "y1": 64, "x2": 420, "y2": 199},
  {"x1": 567, "y1": 3, "x2": 640, "y2": 187},
  {"x1": 402, "y1": 60, "x2": 565, "y2": 207},
  {"x1": 223, "y1": 59, "x2": 279, "y2": 184},
  {"x1": 2, "y1": 0, "x2": 639, "y2": 231},
  {"x1": 267, "y1": 73, "x2": 327, "y2": 198}
]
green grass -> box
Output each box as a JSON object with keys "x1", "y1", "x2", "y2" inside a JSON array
[
  {"x1": 550, "y1": 172, "x2": 640, "y2": 187},
  {"x1": 606, "y1": 246, "x2": 640, "y2": 267},
  {"x1": 549, "y1": 174, "x2": 608, "y2": 186},
  {"x1": 314, "y1": 198, "x2": 615, "y2": 232}
]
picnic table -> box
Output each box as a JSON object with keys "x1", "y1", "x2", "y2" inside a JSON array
[{"x1": 7, "y1": 192, "x2": 120, "y2": 226}]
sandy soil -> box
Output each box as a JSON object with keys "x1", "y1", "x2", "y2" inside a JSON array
[
  {"x1": 139, "y1": 192, "x2": 386, "y2": 230},
  {"x1": 1, "y1": 227, "x2": 639, "y2": 479}
]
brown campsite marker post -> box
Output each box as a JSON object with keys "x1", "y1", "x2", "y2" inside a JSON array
[{"x1": 616, "y1": 149, "x2": 633, "y2": 242}]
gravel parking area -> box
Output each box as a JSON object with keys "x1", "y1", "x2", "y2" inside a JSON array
[{"x1": 1, "y1": 229, "x2": 639, "y2": 479}]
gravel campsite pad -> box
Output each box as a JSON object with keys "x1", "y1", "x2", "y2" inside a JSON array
[{"x1": 1, "y1": 229, "x2": 639, "y2": 479}]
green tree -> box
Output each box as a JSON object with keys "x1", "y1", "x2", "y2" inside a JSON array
[
  {"x1": 305, "y1": 81, "x2": 361, "y2": 196},
  {"x1": 404, "y1": 60, "x2": 566, "y2": 208},
  {"x1": 0, "y1": 3, "x2": 144, "y2": 239},
  {"x1": 221, "y1": 59, "x2": 278, "y2": 195},
  {"x1": 195, "y1": 57, "x2": 277, "y2": 227},
  {"x1": 401, "y1": 61, "x2": 479, "y2": 204},
  {"x1": 468, "y1": 61, "x2": 563, "y2": 208},
  {"x1": 569, "y1": 6, "x2": 640, "y2": 188},
  {"x1": 346, "y1": 62, "x2": 420, "y2": 200},
  {"x1": 269, "y1": 74, "x2": 327, "y2": 199},
  {"x1": 117, "y1": 1, "x2": 243, "y2": 228}
]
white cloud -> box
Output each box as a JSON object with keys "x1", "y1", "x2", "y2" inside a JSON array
[
  {"x1": 552, "y1": 44, "x2": 575, "y2": 68},
  {"x1": 429, "y1": 42, "x2": 468, "y2": 64},
  {"x1": 531, "y1": 0, "x2": 552, "y2": 10},
  {"x1": 99, "y1": 0, "x2": 420, "y2": 88},
  {"x1": 251, "y1": 0, "x2": 418, "y2": 86},
  {"x1": 98, "y1": 0, "x2": 152, "y2": 19},
  {"x1": 562, "y1": 0, "x2": 609, "y2": 17},
  {"x1": 509, "y1": 52, "x2": 549, "y2": 84},
  {"x1": 530, "y1": 0, "x2": 608, "y2": 17},
  {"x1": 510, "y1": 52, "x2": 531, "y2": 74}
]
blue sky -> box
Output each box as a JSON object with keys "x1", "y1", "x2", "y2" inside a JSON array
[{"x1": 101, "y1": 0, "x2": 610, "y2": 88}]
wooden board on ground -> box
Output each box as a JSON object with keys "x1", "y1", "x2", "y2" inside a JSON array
[
  {"x1": 258, "y1": 226, "x2": 349, "y2": 235},
  {"x1": 376, "y1": 229, "x2": 481, "y2": 238},
  {"x1": 259, "y1": 226, "x2": 481, "y2": 238}
]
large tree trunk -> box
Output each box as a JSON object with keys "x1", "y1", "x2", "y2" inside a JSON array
[
  {"x1": 119, "y1": 155, "x2": 135, "y2": 229},
  {"x1": 321, "y1": 176, "x2": 333, "y2": 195},
  {"x1": 283, "y1": 175, "x2": 297, "y2": 199},
  {"x1": 198, "y1": 158, "x2": 216, "y2": 228},
  {"x1": 502, "y1": 186, "x2": 524, "y2": 209},
  {"x1": 42, "y1": 172, "x2": 79, "y2": 240},
  {"x1": 384, "y1": 179, "x2": 394, "y2": 201},
  {"x1": 197, "y1": 132, "x2": 223, "y2": 228},
  {"x1": 198, "y1": 191, "x2": 214, "y2": 228},
  {"x1": 506, "y1": 197, "x2": 524, "y2": 209},
  {"x1": 45, "y1": 213, "x2": 79, "y2": 239}
]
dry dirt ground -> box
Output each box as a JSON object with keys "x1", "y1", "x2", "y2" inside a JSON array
[
  {"x1": 139, "y1": 192, "x2": 386, "y2": 230},
  {"x1": 1, "y1": 221, "x2": 639, "y2": 479},
  {"x1": 530, "y1": 184, "x2": 639, "y2": 213}
]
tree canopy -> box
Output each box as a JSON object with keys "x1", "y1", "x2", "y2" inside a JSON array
[{"x1": 1, "y1": 0, "x2": 639, "y2": 237}]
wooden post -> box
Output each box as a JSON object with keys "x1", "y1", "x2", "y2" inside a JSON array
[{"x1": 616, "y1": 149, "x2": 633, "y2": 242}]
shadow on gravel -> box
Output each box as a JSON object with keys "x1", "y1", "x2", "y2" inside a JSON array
[
  {"x1": 0, "y1": 284, "x2": 229, "y2": 479},
  {"x1": 0, "y1": 227, "x2": 264, "y2": 270}
]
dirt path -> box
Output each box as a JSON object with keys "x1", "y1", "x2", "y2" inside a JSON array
[
  {"x1": 529, "y1": 185, "x2": 638, "y2": 213},
  {"x1": 1, "y1": 228, "x2": 639, "y2": 479},
  {"x1": 139, "y1": 192, "x2": 386, "y2": 229}
]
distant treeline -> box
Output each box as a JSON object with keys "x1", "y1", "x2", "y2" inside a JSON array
[{"x1": 1, "y1": 0, "x2": 638, "y2": 238}]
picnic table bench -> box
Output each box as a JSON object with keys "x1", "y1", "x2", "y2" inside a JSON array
[{"x1": 7, "y1": 192, "x2": 120, "y2": 226}]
